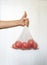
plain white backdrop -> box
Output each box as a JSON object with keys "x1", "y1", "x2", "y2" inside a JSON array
[{"x1": 0, "y1": 0, "x2": 47, "y2": 65}]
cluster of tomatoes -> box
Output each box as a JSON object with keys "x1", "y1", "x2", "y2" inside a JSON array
[{"x1": 12, "y1": 39, "x2": 38, "y2": 50}]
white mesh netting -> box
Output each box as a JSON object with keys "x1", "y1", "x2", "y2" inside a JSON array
[
  {"x1": 18, "y1": 26, "x2": 32, "y2": 42},
  {"x1": 12, "y1": 26, "x2": 38, "y2": 50}
]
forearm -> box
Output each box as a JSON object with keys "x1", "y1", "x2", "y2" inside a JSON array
[{"x1": 0, "y1": 20, "x2": 23, "y2": 29}]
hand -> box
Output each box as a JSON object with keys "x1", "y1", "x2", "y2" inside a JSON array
[{"x1": 20, "y1": 11, "x2": 29, "y2": 27}]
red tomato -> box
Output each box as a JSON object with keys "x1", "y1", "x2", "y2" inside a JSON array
[
  {"x1": 27, "y1": 39, "x2": 34, "y2": 49},
  {"x1": 12, "y1": 44, "x2": 15, "y2": 48},
  {"x1": 15, "y1": 41, "x2": 22, "y2": 48},
  {"x1": 12, "y1": 44, "x2": 17, "y2": 49},
  {"x1": 32, "y1": 42, "x2": 38, "y2": 49},
  {"x1": 21, "y1": 42, "x2": 28, "y2": 50}
]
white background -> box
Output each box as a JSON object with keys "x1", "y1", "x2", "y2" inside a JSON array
[{"x1": 0, "y1": 0, "x2": 47, "y2": 65}]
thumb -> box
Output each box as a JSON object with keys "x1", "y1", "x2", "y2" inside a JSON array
[{"x1": 22, "y1": 11, "x2": 27, "y2": 18}]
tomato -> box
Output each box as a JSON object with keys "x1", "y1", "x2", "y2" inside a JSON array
[
  {"x1": 12, "y1": 44, "x2": 15, "y2": 48},
  {"x1": 32, "y1": 42, "x2": 38, "y2": 49},
  {"x1": 21, "y1": 42, "x2": 28, "y2": 50},
  {"x1": 27, "y1": 44, "x2": 31, "y2": 49},
  {"x1": 12, "y1": 44, "x2": 18, "y2": 49},
  {"x1": 15, "y1": 41, "x2": 22, "y2": 48},
  {"x1": 27, "y1": 39, "x2": 34, "y2": 49}
]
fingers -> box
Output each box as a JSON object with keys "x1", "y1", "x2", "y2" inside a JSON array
[
  {"x1": 26, "y1": 18, "x2": 29, "y2": 27},
  {"x1": 23, "y1": 18, "x2": 29, "y2": 27},
  {"x1": 27, "y1": 18, "x2": 29, "y2": 27}
]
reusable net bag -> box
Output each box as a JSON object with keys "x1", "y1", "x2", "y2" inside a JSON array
[{"x1": 12, "y1": 27, "x2": 38, "y2": 50}]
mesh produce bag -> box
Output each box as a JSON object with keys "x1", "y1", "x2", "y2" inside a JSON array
[{"x1": 12, "y1": 27, "x2": 38, "y2": 50}]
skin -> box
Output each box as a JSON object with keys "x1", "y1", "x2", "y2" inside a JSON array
[{"x1": 0, "y1": 12, "x2": 29, "y2": 29}]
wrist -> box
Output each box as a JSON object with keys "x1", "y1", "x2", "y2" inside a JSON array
[{"x1": 19, "y1": 20, "x2": 25, "y2": 26}]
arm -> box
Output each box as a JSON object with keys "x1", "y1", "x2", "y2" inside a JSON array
[
  {"x1": 0, "y1": 20, "x2": 24, "y2": 29},
  {"x1": 0, "y1": 12, "x2": 29, "y2": 29}
]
